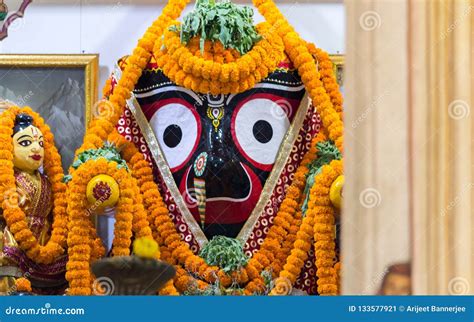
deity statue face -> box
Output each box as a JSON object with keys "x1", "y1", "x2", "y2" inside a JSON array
[
  {"x1": 136, "y1": 64, "x2": 305, "y2": 239},
  {"x1": 12, "y1": 115, "x2": 44, "y2": 173}
]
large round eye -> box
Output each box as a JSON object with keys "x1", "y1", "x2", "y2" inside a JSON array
[
  {"x1": 149, "y1": 99, "x2": 201, "y2": 172},
  {"x1": 231, "y1": 94, "x2": 291, "y2": 170}
]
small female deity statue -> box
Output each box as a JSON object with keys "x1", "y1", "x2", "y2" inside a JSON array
[{"x1": 0, "y1": 113, "x2": 67, "y2": 294}]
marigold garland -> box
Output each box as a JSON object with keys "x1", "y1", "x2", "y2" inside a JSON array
[
  {"x1": 251, "y1": 0, "x2": 344, "y2": 152},
  {"x1": 242, "y1": 130, "x2": 327, "y2": 295},
  {"x1": 65, "y1": 156, "x2": 158, "y2": 295},
  {"x1": 334, "y1": 261, "x2": 341, "y2": 294},
  {"x1": 154, "y1": 21, "x2": 284, "y2": 95},
  {"x1": 15, "y1": 277, "x2": 32, "y2": 293},
  {"x1": 73, "y1": 0, "x2": 191, "y2": 159},
  {"x1": 268, "y1": 151, "x2": 341, "y2": 295},
  {"x1": 187, "y1": 38, "x2": 241, "y2": 63},
  {"x1": 113, "y1": 130, "x2": 247, "y2": 289},
  {"x1": 106, "y1": 131, "x2": 179, "y2": 294},
  {"x1": 306, "y1": 42, "x2": 343, "y2": 119},
  {"x1": 308, "y1": 159, "x2": 342, "y2": 295},
  {"x1": 65, "y1": 0, "x2": 192, "y2": 294},
  {"x1": 0, "y1": 106, "x2": 68, "y2": 265},
  {"x1": 66, "y1": 0, "x2": 346, "y2": 296},
  {"x1": 269, "y1": 199, "x2": 316, "y2": 295}
]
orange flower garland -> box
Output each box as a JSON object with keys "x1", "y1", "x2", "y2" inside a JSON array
[
  {"x1": 187, "y1": 38, "x2": 241, "y2": 63},
  {"x1": 66, "y1": 157, "x2": 156, "y2": 294},
  {"x1": 306, "y1": 42, "x2": 343, "y2": 118},
  {"x1": 309, "y1": 159, "x2": 342, "y2": 295},
  {"x1": 273, "y1": 209, "x2": 302, "y2": 275},
  {"x1": 334, "y1": 261, "x2": 341, "y2": 294},
  {"x1": 73, "y1": 0, "x2": 191, "y2": 159},
  {"x1": 154, "y1": 21, "x2": 284, "y2": 95},
  {"x1": 64, "y1": 0, "x2": 345, "y2": 296},
  {"x1": 251, "y1": 0, "x2": 344, "y2": 153},
  {"x1": 0, "y1": 106, "x2": 68, "y2": 264},
  {"x1": 237, "y1": 131, "x2": 327, "y2": 295},
  {"x1": 15, "y1": 277, "x2": 32, "y2": 293},
  {"x1": 65, "y1": 0, "x2": 192, "y2": 295},
  {"x1": 269, "y1": 198, "x2": 316, "y2": 295},
  {"x1": 105, "y1": 130, "x2": 179, "y2": 294},
  {"x1": 173, "y1": 266, "x2": 209, "y2": 294},
  {"x1": 114, "y1": 131, "x2": 250, "y2": 289},
  {"x1": 251, "y1": 132, "x2": 327, "y2": 273}
]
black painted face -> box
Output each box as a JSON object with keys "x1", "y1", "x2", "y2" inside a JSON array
[{"x1": 135, "y1": 64, "x2": 305, "y2": 239}]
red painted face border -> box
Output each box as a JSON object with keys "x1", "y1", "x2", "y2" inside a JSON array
[{"x1": 230, "y1": 93, "x2": 294, "y2": 171}]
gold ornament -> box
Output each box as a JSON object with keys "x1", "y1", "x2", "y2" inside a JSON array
[{"x1": 86, "y1": 174, "x2": 120, "y2": 209}]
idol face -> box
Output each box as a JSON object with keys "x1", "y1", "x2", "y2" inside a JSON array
[
  {"x1": 12, "y1": 125, "x2": 44, "y2": 173},
  {"x1": 138, "y1": 67, "x2": 305, "y2": 239}
]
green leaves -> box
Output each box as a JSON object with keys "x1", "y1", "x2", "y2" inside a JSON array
[
  {"x1": 62, "y1": 142, "x2": 129, "y2": 183},
  {"x1": 199, "y1": 235, "x2": 249, "y2": 273},
  {"x1": 301, "y1": 140, "x2": 342, "y2": 216},
  {"x1": 174, "y1": 0, "x2": 261, "y2": 55},
  {"x1": 312, "y1": 141, "x2": 342, "y2": 172}
]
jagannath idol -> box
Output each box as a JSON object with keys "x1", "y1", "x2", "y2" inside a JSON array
[{"x1": 2, "y1": 0, "x2": 345, "y2": 296}]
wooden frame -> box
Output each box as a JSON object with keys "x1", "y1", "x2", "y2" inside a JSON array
[{"x1": 0, "y1": 54, "x2": 99, "y2": 170}]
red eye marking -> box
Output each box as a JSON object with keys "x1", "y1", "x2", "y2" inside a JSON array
[
  {"x1": 145, "y1": 98, "x2": 201, "y2": 172},
  {"x1": 231, "y1": 93, "x2": 294, "y2": 171}
]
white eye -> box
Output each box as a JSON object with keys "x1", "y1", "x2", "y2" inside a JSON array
[
  {"x1": 231, "y1": 95, "x2": 291, "y2": 170},
  {"x1": 149, "y1": 99, "x2": 201, "y2": 171}
]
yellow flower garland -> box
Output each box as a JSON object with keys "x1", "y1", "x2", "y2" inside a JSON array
[{"x1": 0, "y1": 106, "x2": 68, "y2": 264}]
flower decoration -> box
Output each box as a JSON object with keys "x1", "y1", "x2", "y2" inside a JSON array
[
  {"x1": 65, "y1": 0, "x2": 345, "y2": 296},
  {"x1": 0, "y1": 106, "x2": 68, "y2": 265}
]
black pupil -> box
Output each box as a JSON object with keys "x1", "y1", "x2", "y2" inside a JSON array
[
  {"x1": 253, "y1": 120, "x2": 273, "y2": 144},
  {"x1": 163, "y1": 124, "x2": 182, "y2": 148}
]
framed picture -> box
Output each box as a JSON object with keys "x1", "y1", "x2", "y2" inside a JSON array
[
  {"x1": 330, "y1": 54, "x2": 344, "y2": 94},
  {"x1": 0, "y1": 54, "x2": 99, "y2": 170}
]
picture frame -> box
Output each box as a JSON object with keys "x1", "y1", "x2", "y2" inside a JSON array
[
  {"x1": 330, "y1": 54, "x2": 344, "y2": 89},
  {"x1": 0, "y1": 54, "x2": 99, "y2": 170}
]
